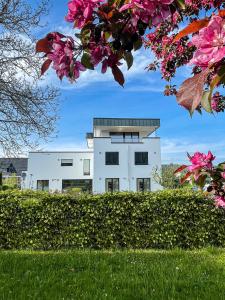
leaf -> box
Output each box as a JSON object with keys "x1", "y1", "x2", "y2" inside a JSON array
[
  {"x1": 124, "y1": 52, "x2": 133, "y2": 70},
  {"x1": 208, "y1": 65, "x2": 225, "y2": 100},
  {"x1": 41, "y1": 59, "x2": 52, "y2": 76},
  {"x1": 174, "y1": 19, "x2": 209, "y2": 42},
  {"x1": 175, "y1": 0, "x2": 186, "y2": 10},
  {"x1": 176, "y1": 68, "x2": 210, "y2": 113},
  {"x1": 174, "y1": 165, "x2": 188, "y2": 174},
  {"x1": 81, "y1": 53, "x2": 94, "y2": 70},
  {"x1": 133, "y1": 38, "x2": 142, "y2": 51},
  {"x1": 36, "y1": 38, "x2": 51, "y2": 53},
  {"x1": 196, "y1": 174, "x2": 207, "y2": 189},
  {"x1": 180, "y1": 172, "x2": 192, "y2": 184},
  {"x1": 219, "y1": 10, "x2": 225, "y2": 17},
  {"x1": 111, "y1": 66, "x2": 125, "y2": 86},
  {"x1": 201, "y1": 91, "x2": 212, "y2": 113}
]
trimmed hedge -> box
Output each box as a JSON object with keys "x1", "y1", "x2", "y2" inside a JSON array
[{"x1": 0, "y1": 189, "x2": 225, "y2": 249}]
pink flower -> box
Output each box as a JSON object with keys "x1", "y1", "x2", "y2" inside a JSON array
[
  {"x1": 190, "y1": 15, "x2": 225, "y2": 68},
  {"x1": 120, "y1": 0, "x2": 174, "y2": 27},
  {"x1": 215, "y1": 196, "x2": 225, "y2": 208},
  {"x1": 65, "y1": 0, "x2": 102, "y2": 28},
  {"x1": 46, "y1": 33, "x2": 86, "y2": 80},
  {"x1": 221, "y1": 172, "x2": 225, "y2": 179},
  {"x1": 188, "y1": 151, "x2": 215, "y2": 172},
  {"x1": 211, "y1": 92, "x2": 225, "y2": 113}
]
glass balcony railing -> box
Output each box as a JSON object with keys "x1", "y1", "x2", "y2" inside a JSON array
[{"x1": 111, "y1": 137, "x2": 141, "y2": 143}]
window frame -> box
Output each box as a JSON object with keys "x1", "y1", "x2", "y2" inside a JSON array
[
  {"x1": 83, "y1": 159, "x2": 90, "y2": 175},
  {"x1": 105, "y1": 152, "x2": 119, "y2": 165},
  {"x1": 137, "y1": 178, "x2": 151, "y2": 192},
  {"x1": 61, "y1": 159, "x2": 73, "y2": 166},
  {"x1": 37, "y1": 180, "x2": 49, "y2": 191},
  {"x1": 105, "y1": 178, "x2": 120, "y2": 192},
  {"x1": 135, "y1": 152, "x2": 148, "y2": 165}
]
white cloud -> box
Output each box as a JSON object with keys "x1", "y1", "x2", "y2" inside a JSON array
[{"x1": 161, "y1": 138, "x2": 225, "y2": 164}]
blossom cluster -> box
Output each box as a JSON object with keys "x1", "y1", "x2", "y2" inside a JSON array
[
  {"x1": 146, "y1": 26, "x2": 195, "y2": 81},
  {"x1": 120, "y1": 0, "x2": 174, "y2": 27},
  {"x1": 42, "y1": 32, "x2": 86, "y2": 80},
  {"x1": 211, "y1": 92, "x2": 225, "y2": 112},
  {"x1": 66, "y1": 0, "x2": 103, "y2": 28},
  {"x1": 37, "y1": 0, "x2": 225, "y2": 100},
  {"x1": 176, "y1": 152, "x2": 225, "y2": 208},
  {"x1": 190, "y1": 15, "x2": 225, "y2": 69}
]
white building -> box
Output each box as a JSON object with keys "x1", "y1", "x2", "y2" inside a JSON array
[{"x1": 23, "y1": 118, "x2": 162, "y2": 193}]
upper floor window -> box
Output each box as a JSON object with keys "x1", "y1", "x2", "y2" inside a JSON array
[
  {"x1": 110, "y1": 132, "x2": 139, "y2": 143},
  {"x1": 105, "y1": 152, "x2": 119, "y2": 165},
  {"x1": 135, "y1": 152, "x2": 148, "y2": 165},
  {"x1": 61, "y1": 159, "x2": 73, "y2": 166},
  {"x1": 83, "y1": 159, "x2": 90, "y2": 175}
]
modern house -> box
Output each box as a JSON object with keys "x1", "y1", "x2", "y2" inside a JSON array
[{"x1": 23, "y1": 118, "x2": 162, "y2": 193}]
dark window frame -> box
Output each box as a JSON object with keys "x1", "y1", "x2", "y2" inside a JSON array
[
  {"x1": 135, "y1": 152, "x2": 148, "y2": 165},
  {"x1": 105, "y1": 152, "x2": 119, "y2": 165},
  {"x1": 105, "y1": 178, "x2": 120, "y2": 193},
  {"x1": 37, "y1": 180, "x2": 49, "y2": 191},
  {"x1": 137, "y1": 178, "x2": 151, "y2": 192},
  {"x1": 62, "y1": 179, "x2": 92, "y2": 193},
  {"x1": 110, "y1": 132, "x2": 139, "y2": 142},
  {"x1": 61, "y1": 159, "x2": 73, "y2": 166}
]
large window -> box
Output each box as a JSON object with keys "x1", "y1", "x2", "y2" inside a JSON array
[
  {"x1": 83, "y1": 159, "x2": 90, "y2": 175},
  {"x1": 61, "y1": 159, "x2": 73, "y2": 166},
  {"x1": 105, "y1": 178, "x2": 119, "y2": 192},
  {"x1": 105, "y1": 152, "x2": 119, "y2": 165},
  {"x1": 135, "y1": 152, "x2": 148, "y2": 165},
  {"x1": 110, "y1": 132, "x2": 139, "y2": 143},
  {"x1": 62, "y1": 179, "x2": 92, "y2": 192},
  {"x1": 37, "y1": 180, "x2": 49, "y2": 191},
  {"x1": 137, "y1": 178, "x2": 151, "y2": 192}
]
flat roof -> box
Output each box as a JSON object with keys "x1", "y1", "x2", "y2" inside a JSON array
[{"x1": 93, "y1": 118, "x2": 160, "y2": 127}]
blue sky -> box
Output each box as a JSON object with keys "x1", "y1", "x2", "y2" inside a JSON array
[{"x1": 33, "y1": 0, "x2": 225, "y2": 164}]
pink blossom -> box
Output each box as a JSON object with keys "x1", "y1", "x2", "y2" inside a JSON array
[
  {"x1": 65, "y1": 0, "x2": 102, "y2": 28},
  {"x1": 188, "y1": 151, "x2": 215, "y2": 172},
  {"x1": 215, "y1": 196, "x2": 225, "y2": 208},
  {"x1": 120, "y1": 0, "x2": 174, "y2": 27},
  {"x1": 221, "y1": 172, "x2": 225, "y2": 179},
  {"x1": 47, "y1": 33, "x2": 86, "y2": 80},
  {"x1": 190, "y1": 15, "x2": 225, "y2": 68}
]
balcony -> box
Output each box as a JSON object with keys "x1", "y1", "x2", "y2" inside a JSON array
[{"x1": 111, "y1": 137, "x2": 142, "y2": 143}]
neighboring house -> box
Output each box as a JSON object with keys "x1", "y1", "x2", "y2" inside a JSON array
[
  {"x1": 23, "y1": 117, "x2": 162, "y2": 193},
  {"x1": 0, "y1": 158, "x2": 28, "y2": 177}
]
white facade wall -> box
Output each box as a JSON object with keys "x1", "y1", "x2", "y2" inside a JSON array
[
  {"x1": 93, "y1": 137, "x2": 162, "y2": 193},
  {"x1": 25, "y1": 151, "x2": 93, "y2": 192}
]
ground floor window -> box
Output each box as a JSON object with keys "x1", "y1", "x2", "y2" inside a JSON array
[
  {"x1": 137, "y1": 178, "x2": 151, "y2": 192},
  {"x1": 37, "y1": 180, "x2": 49, "y2": 191},
  {"x1": 62, "y1": 179, "x2": 92, "y2": 192},
  {"x1": 105, "y1": 178, "x2": 119, "y2": 192}
]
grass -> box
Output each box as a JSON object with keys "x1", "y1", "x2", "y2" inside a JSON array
[{"x1": 1, "y1": 249, "x2": 225, "y2": 300}]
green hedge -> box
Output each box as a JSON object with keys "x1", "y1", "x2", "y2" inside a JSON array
[{"x1": 0, "y1": 189, "x2": 225, "y2": 249}]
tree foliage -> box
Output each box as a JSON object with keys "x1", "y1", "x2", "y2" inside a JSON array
[
  {"x1": 37, "y1": 0, "x2": 225, "y2": 115},
  {"x1": 152, "y1": 164, "x2": 181, "y2": 190},
  {"x1": 0, "y1": 0, "x2": 59, "y2": 154}
]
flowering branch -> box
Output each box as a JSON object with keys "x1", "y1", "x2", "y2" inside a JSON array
[
  {"x1": 35, "y1": 0, "x2": 225, "y2": 115},
  {"x1": 175, "y1": 151, "x2": 225, "y2": 207}
]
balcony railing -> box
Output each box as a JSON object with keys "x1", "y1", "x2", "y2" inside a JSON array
[{"x1": 111, "y1": 137, "x2": 142, "y2": 143}]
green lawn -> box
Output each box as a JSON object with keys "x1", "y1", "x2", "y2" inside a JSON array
[{"x1": 1, "y1": 249, "x2": 225, "y2": 300}]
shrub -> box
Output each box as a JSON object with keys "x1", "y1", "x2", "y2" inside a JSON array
[{"x1": 0, "y1": 189, "x2": 225, "y2": 250}]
